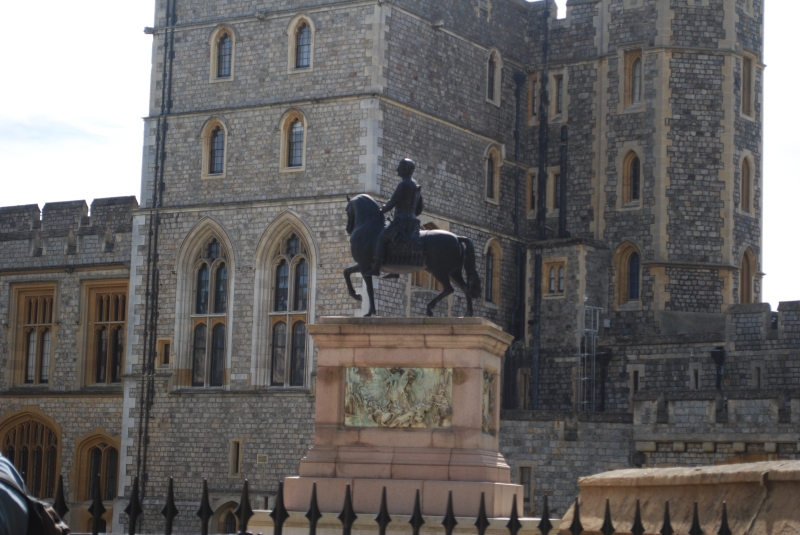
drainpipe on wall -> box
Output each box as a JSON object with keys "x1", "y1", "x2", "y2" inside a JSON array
[{"x1": 530, "y1": 5, "x2": 551, "y2": 411}]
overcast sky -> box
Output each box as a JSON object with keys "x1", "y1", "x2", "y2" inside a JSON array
[{"x1": 0, "y1": 1, "x2": 796, "y2": 308}]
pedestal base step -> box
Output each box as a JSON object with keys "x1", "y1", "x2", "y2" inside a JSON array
[{"x1": 284, "y1": 476, "x2": 523, "y2": 517}]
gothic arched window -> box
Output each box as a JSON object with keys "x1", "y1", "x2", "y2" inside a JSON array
[
  {"x1": 191, "y1": 237, "x2": 229, "y2": 387},
  {"x1": 269, "y1": 234, "x2": 310, "y2": 387},
  {"x1": 2, "y1": 419, "x2": 59, "y2": 499}
]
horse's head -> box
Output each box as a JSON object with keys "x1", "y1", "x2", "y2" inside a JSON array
[
  {"x1": 345, "y1": 194, "x2": 382, "y2": 235},
  {"x1": 345, "y1": 195, "x2": 355, "y2": 235}
]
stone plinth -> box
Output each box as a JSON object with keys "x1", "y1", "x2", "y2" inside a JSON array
[
  {"x1": 284, "y1": 317, "x2": 523, "y2": 517},
  {"x1": 559, "y1": 461, "x2": 800, "y2": 535}
]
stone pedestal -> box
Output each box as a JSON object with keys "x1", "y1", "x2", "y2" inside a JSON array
[{"x1": 283, "y1": 317, "x2": 523, "y2": 517}]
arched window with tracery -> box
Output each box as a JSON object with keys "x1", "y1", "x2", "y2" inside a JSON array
[
  {"x1": 191, "y1": 237, "x2": 229, "y2": 387},
  {"x1": 1, "y1": 418, "x2": 59, "y2": 499},
  {"x1": 269, "y1": 234, "x2": 310, "y2": 387},
  {"x1": 614, "y1": 242, "x2": 642, "y2": 309},
  {"x1": 73, "y1": 432, "x2": 120, "y2": 530}
]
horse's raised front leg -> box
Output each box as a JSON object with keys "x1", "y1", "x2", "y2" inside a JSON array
[
  {"x1": 364, "y1": 274, "x2": 378, "y2": 317},
  {"x1": 426, "y1": 275, "x2": 454, "y2": 317},
  {"x1": 344, "y1": 264, "x2": 363, "y2": 302}
]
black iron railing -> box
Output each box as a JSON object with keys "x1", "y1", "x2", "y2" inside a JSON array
[{"x1": 59, "y1": 472, "x2": 737, "y2": 535}]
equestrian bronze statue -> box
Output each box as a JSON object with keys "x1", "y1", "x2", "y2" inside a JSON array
[{"x1": 344, "y1": 158, "x2": 482, "y2": 317}]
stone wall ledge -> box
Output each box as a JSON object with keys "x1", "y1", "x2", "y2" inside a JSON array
[
  {"x1": 501, "y1": 410, "x2": 633, "y2": 423},
  {"x1": 600, "y1": 332, "x2": 726, "y2": 346},
  {"x1": 634, "y1": 432, "x2": 800, "y2": 443},
  {"x1": 0, "y1": 387, "x2": 123, "y2": 397},
  {"x1": 0, "y1": 225, "x2": 133, "y2": 242},
  {"x1": 0, "y1": 262, "x2": 130, "y2": 274},
  {"x1": 634, "y1": 389, "x2": 800, "y2": 402}
]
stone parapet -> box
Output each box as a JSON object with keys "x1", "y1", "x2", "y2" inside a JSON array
[{"x1": 560, "y1": 461, "x2": 800, "y2": 535}]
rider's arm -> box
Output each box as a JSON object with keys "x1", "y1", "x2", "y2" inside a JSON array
[
  {"x1": 415, "y1": 193, "x2": 424, "y2": 217},
  {"x1": 381, "y1": 185, "x2": 404, "y2": 214}
]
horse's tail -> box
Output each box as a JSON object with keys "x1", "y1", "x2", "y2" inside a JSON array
[{"x1": 458, "y1": 237, "x2": 482, "y2": 299}]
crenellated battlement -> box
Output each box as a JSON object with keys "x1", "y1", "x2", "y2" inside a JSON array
[
  {"x1": 0, "y1": 196, "x2": 137, "y2": 267},
  {"x1": 0, "y1": 196, "x2": 138, "y2": 237},
  {"x1": 726, "y1": 301, "x2": 800, "y2": 346}
]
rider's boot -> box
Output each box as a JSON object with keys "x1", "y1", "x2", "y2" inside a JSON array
[{"x1": 362, "y1": 241, "x2": 385, "y2": 276}]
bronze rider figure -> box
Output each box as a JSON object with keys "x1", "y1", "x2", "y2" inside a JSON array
[{"x1": 363, "y1": 158, "x2": 424, "y2": 276}]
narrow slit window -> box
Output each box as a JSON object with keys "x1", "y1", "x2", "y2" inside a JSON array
[
  {"x1": 742, "y1": 57, "x2": 753, "y2": 116},
  {"x1": 741, "y1": 159, "x2": 751, "y2": 213},
  {"x1": 628, "y1": 252, "x2": 641, "y2": 301},
  {"x1": 549, "y1": 268, "x2": 556, "y2": 294},
  {"x1": 558, "y1": 266, "x2": 565, "y2": 293},
  {"x1": 630, "y1": 156, "x2": 641, "y2": 202},
  {"x1": 487, "y1": 155, "x2": 496, "y2": 200},
  {"x1": 555, "y1": 75, "x2": 564, "y2": 114},
  {"x1": 487, "y1": 55, "x2": 496, "y2": 101},
  {"x1": 485, "y1": 250, "x2": 495, "y2": 303}
]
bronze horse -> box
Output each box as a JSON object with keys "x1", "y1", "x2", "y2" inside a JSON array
[{"x1": 344, "y1": 194, "x2": 481, "y2": 317}]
